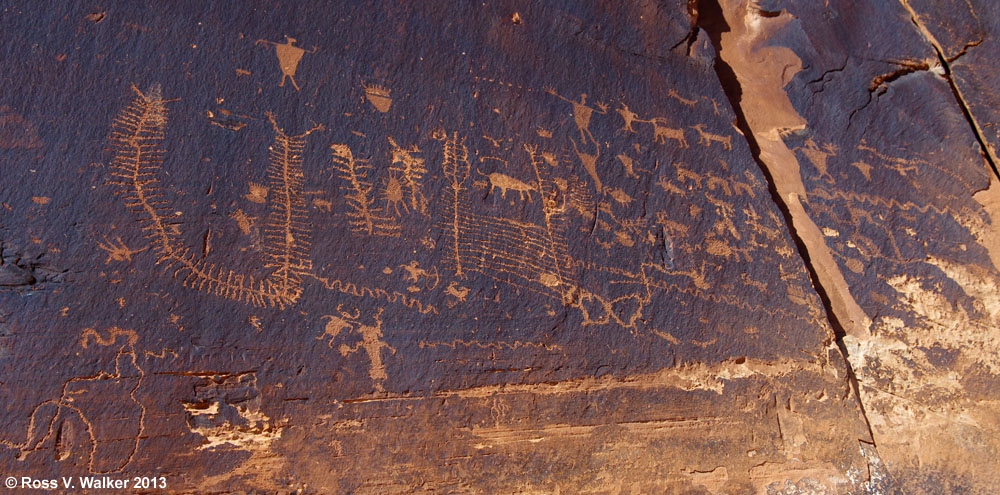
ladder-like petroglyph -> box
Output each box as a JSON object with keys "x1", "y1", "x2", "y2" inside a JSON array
[
  {"x1": 262, "y1": 113, "x2": 322, "y2": 299},
  {"x1": 107, "y1": 85, "x2": 316, "y2": 308},
  {"x1": 439, "y1": 132, "x2": 575, "y2": 302}
]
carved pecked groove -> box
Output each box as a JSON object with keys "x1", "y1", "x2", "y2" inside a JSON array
[{"x1": 107, "y1": 85, "x2": 312, "y2": 308}]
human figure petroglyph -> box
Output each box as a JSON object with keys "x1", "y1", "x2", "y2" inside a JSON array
[
  {"x1": 616, "y1": 102, "x2": 642, "y2": 133},
  {"x1": 319, "y1": 307, "x2": 394, "y2": 389},
  {"x1": 399, "y1": 261, "x2": 439, "y2": 289},
  {"x1": 326, "y1": 307, "x2": 394, "y2": 391},
  {"x1": 691, "y1": 124, "x2": 732, "y2": 150},
  {"x1": 381, "y1": 171, "x2": 407, "y2": 217},
  {"x1": 255, "y1": 36, "x2": 316, "y2": 91},
  {"x1": 545, "y1": 87, "x2": 607, "y2": 144}
]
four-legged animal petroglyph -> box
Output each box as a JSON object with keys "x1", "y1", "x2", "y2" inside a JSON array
[
  {"x1": 103, "y1": 77, "x2": 756, "y2": 340},
  {"x1": 691, "y1": 124, "x2": 731, "y2": 150},
  {"x1": 477, "y1": 168, "x2": 538, "y2": 201},
  {"x1": 651, "y1": 119, "x2": 688, "y2": 148}
]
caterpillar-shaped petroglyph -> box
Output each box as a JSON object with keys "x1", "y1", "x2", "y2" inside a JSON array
[{"x1": 107, "y1": 85, "x2": 318, "y2": 308}]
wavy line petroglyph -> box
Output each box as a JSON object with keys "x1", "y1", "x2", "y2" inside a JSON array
[{"x1": 3, "y1": 328, "x2": 145, "y2": 473}]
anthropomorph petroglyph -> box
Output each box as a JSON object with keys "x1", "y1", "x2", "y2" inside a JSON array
[
  {"x1": 545, "y1": 87, "x2": 607, "y2": 145},
  {"x1": 255, "y1": 36, "x2": 316, "y2": 91},
  {"x1": 570, "y1": 138, "x2": 603, "y2": 193},
  {"x1": 616, "y1": 102, "x2": 642, "y2": 133},
  {"x1": 319, "y1": 307, "x2": 394, "y2": 391}
]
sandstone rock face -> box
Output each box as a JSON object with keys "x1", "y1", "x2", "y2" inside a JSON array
[{"x1": 0, "y1": 2, "x2": 995, "y2": 493}]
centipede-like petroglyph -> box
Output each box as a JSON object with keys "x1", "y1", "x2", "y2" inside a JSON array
[{"x1": 107, "y1": 85, "x2": 318, "y2": 308}]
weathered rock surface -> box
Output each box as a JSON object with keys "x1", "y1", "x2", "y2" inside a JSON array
[{"x1": 0, "y1": 1, "x2": 995, "y2": 493}]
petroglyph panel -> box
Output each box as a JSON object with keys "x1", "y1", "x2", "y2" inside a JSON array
[
  {"x1": 716, "y1": 0, "x2": 1000, "y2": 491},
  {"x1": 9, "y1": 0, "x2": 995, "y2": 492}
]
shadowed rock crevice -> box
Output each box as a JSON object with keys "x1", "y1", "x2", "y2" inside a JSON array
[
  {"x1": 898, "y1": 0, "x2": 1000, "y2": 181},
  {"x1": 693, "y1": 0, "x2": 882, "y2": 460}
]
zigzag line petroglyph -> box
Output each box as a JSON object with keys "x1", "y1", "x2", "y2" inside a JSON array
[
  {"x1": 308, "y1": 273, "x2": 438, "y2": 314},
  {"x1": 417, "y1": 339, "x2": 563, "y2": 351},
  {"x1": 808, "y1": 186, "x2": 954, "y2": 216},
  {"x1": 107, "y1": 85, "x2": 306, "y2": 308}
]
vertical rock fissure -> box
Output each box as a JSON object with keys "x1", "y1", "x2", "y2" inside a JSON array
[
  {"x1": 897, "y1": 0, "x2": 1000, "y2": 181},
  {"x1": 692, "y1": 0, "x2": 881, "y2": 450}
]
